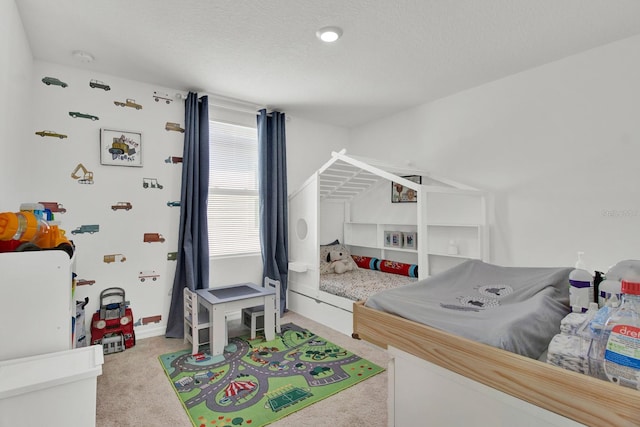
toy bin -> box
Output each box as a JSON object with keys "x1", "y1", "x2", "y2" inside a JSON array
[{"x1": 0, "y1": 345, "x2": 103, "y2": 427}]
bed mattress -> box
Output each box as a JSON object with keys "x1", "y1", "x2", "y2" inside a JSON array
[
  {"x1": 364, "y1": 259, "x2": 572, "y2": 359},
  {"x1": 320, "y1": 268, "x2": 417, "y2": 302}
]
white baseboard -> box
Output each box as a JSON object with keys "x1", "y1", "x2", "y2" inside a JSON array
[{"x1": 134, "y1": 311, "x2": 242, "y2": 341}]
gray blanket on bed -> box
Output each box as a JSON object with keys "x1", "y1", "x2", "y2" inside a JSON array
[{"x1": 364, "y1": 259, "x2": 572, "y2": 359}]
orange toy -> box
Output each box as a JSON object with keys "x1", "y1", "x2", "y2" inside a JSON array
[
  {"x1": 0, "y1": 211, "x2": 74, "y2": 256},
  {"x1": 0, "y1": 211, "x2": 42, "y2": 241}
]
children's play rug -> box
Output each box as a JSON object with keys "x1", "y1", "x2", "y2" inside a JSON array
[{"x1": 159, "y1": 323, "x2": 384, "y2": 427}]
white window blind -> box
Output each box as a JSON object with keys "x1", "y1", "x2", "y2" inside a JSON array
[{"x1": 208, "y1": 120, "x2": 261, "y2": 257}]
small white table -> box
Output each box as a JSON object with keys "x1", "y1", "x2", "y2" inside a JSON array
[{"x1": 196, "y1": 282, "x2": 276, "y2": 356}]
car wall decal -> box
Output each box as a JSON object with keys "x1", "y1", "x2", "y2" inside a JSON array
[
  {"x1": 153, "y1": 91, "x2": 172, "y2": 104},
  {"x1": 89, "y1": 79, "x2": 111, "y2": 91},
  {"x1": 69, "y1": 111, "x2": 99, "y2": 120},
  {"x1": 42, "y1": 76, "x2": 68, "y2": 87},
  {"x1": 35, "y1": 130, "x2": 67, "y2": 139},
  {"x1": 165, "y1": 122, "x2": 185, "y2": 133},
  {"x1": 165, "y1": 156, "x2": 183, "y2": 164},
  {"x1": 114, "y1": 98, "x2": 143, "y2": 110},
  {"x1": 103, "y1": 253, "x2": 126, "y2": 263},
  {"x1": 111, "y1": 202, "x2": 133, "y2": 211},
  {"x1": 142, "y1": 177, "x2": 163, "y2": 189}
]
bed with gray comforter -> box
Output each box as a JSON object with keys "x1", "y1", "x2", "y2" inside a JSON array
[{"x1": 364, "y1": 259, "x2": 573, "y2": 359}]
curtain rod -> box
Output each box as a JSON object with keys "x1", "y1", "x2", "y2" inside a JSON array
[{"x1": 175, "y1": 91, "x2": 284, "y2": 117}]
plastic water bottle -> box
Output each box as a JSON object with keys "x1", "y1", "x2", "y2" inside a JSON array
[
  {"x1": 598, "y1": 279, "x2": 622, "y2": 308},
  {"x1": 599, "y1": 278, "x2": 640, "y2": 389},
  {"x1": 569, "y1": 252, "x2": 594, "y2": 313}
]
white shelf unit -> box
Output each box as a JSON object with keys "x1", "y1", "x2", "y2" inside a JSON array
[
  {"x1": 344, "y1": 222, "x2": 485, "y2": 266},
  {"x1": 341, "y1": 174, "x2": 490, "y2": 277}
]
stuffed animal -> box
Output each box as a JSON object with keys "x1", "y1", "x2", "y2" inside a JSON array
[{"x1": 326, "y1": 250, "x2": 354, "y2": 274}]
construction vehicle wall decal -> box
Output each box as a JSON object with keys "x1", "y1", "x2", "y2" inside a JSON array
[
  {"x1": 71, "y1": 163, "x2": 94, "y2": 184},
  {"x1": 143, "y1": 178, "x2": 163, "y2": 189}
]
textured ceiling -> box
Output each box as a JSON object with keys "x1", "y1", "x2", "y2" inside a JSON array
[{"x1": 15, "y1": 0, "x2": 640, "y2": 128}]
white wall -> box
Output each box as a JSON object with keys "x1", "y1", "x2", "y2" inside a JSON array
[
  {"x1": 2, "y1": 7, "x2": 350, "y2": 337},
  {"x1": 349, "y1": 34, "x2": 640, "y2": 272},
  {"x1": 285, "y1": 115, "x2": 350, "y2": 193},
  {"x1": 1, "y1": 0, "x2": 32, "y2": 205},
  {"x1": 23, "y1": 60, "x2": 186, "y2": 337}
]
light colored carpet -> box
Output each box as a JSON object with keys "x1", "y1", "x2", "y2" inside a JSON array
[{"x1": 96, "y1": 311, "x2": 390, "y2": 427}]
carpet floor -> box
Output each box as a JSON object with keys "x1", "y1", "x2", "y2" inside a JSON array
[{"x1": 96, "y1": 311, "x2": 390, "y2": 427}]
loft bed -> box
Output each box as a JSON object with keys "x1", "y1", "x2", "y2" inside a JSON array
[
  {"x1": 352, "y1": 262, "x2": 640, "y2": 426},
  {"x1": 287, "y1": 149, "x2": 489, "y2": 335}
]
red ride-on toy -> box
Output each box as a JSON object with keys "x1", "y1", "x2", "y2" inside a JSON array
[{"x1": 91, "y1": 287, "x2": 135, "y2": 354}]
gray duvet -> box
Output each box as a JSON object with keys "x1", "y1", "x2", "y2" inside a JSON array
[{"x1": 364, "y1": 259, "x2": 572, "y2": 359}]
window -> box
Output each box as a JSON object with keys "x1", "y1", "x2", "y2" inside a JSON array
[{"x1": 208, "y1": 120, "x2": 260, "y2": 257}]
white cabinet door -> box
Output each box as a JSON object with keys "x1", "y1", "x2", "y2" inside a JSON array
[{"x1": 0, "y1": 251, "x2": 72, "y2": 361}]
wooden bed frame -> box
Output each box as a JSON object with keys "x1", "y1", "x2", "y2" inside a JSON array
[{"x1": 352, "y1": 300, "x2": 640, "y2": 426}]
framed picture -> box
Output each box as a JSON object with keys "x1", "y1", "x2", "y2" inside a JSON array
[
  {"x1": 391, "y1": 175, "x2": 421, "y2": 203},
  {"x1": 404, "y1": 232, "x2": 417, "y2": 249},
  {"x1": 390, "y1": 232, "x2": 403, "y2": 248},
  {"x1": 100, "y1": 128, "x2": 142, "y2": 167},
  {"x1": 384, "y1": 231, "x2": 392, "y2": 247}
]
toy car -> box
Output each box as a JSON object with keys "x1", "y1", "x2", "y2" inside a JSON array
[
  {"x1": 165, "y1": 122, "x2": 185, "y2": 133},
  {"x1": 76, "y1": 279, "x2": 96, "y2": 286},
  {"x1": 167, "y1": 201, "x2": 181, "y2": 207},
  {"x1": 91, "y1": 287, "x2": 135, "y2": 354},
  {"x1": 35, "y1": 130, "x2": 67, "y2": 139},
  {"x1": 111, "y1": 202, "x2": 132, "y2": 211},
  {"x1": 89, "y1": 79, "x2": 111, "y2": 90},
  {"x1": 42, "y1": 76, "x2": 68, "y2": 87},
  {"x1": 114, "y1": 98, "x2": 142, "y2": 110},
  {"x1": 69, "y1": 111, "x2": 99, "y2": 120}
]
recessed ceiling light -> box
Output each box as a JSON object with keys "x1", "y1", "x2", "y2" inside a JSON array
[
  {"x1": 316, "y1": 26, "x2": 343, "y2": 43},
  {"x1": 72, "y1": 50, "x2": 95, "y2": 63}
]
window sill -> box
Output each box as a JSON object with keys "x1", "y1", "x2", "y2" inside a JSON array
[{"x1": 210, "y1": 252, "x2": 261, "y2": 261}]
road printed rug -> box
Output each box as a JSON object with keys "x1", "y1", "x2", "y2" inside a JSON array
[{"x1": 159, "y1": 323, "x2": 384, "y2": 427}]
